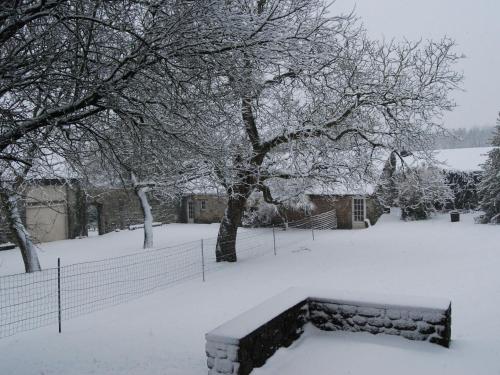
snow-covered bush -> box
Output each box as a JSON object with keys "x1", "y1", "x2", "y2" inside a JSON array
[
  {"x1": 444, "y1": 170, "x2": 482, "y2": 211},
  {"x1": 477, "y1": 114, "x2": 500, "y2": 223},
  {"x1": 395, "y1": 166, "x2": 453, "y2": 220},
  {"x1": 242, "y1": 193, "x2": 278, "y2": 227},
  {"x1": 242, "y1": 192, "x2": 313, "y2": 227}
]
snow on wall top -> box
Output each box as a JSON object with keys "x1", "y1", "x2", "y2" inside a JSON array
[
  {"x1": 432, "y1": 147, "x2": 493, "y2": 172},
  {"x1": 206, "y1": 287, "x2": 451, "y2": 344}
]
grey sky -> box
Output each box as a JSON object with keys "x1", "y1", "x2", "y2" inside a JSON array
[{"x1": 331, "y1": 0, "x2": 500, "y2": 129}]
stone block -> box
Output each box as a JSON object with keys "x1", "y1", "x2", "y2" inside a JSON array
[
  {"x1": 386, "y1": 309, "x2": 401, "y2": 320},
  {"x1": 207, "y1": 356, "x2": 215, "y2": 369},
  {"x1": 340, "y1": 305, "x2": 357, "y2": 316},
  {"x1": 418, "y1": 324, "x2": 435, "y2": 335},
  {"x1": 352, "y1": 315, "x2": 367, "y2": 326},
  {"x1": 422, "y1": 312, "x2": 445, "y2": 324},
  {"x1": 227, "y1": 345, "x2": 239, "y2": 361},
  {"x1": 215, "y1": 342, "x2": 227, "y2": 350},
  {"x1": 206, "y1": 342, "x2": 219, "y2": 358},
  {"x1": 367, "y1": 317, "x2": 385, "y2": 328},
  {"x1": 309, "y1": 302, "x2": 324, "y2": 311},
  {"x1": 357, "y1": 307, "x2": 382, "y2": 317},
  {"x1": 217, "y1": 349, "x2": 228, "y2": 359},
  {"x1": 324, "y1": 303, "x2": 342, "y2": 315},
  {"x1": 399, "y1": 310, "x2": 409, "y2": 320},
  {"x1": 362, "y1": 325, "x2": 381, "y2": 334},
  {"x1": 435, "y1": 325, "x2": 445, "y2": 335},
  {"x1": 409, "y1": 311, "x2": 423, "y2": 321},
  {"x1": 392, "y1": 320, "x2": 417, "y2": 331},
  {"x1": 215, "y1": 358, "x2": 233, "y2": 374}
]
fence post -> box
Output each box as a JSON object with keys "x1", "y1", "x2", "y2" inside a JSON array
[
  {"x1": 272, "y1": 225, "x2": 276, "y2": 256},
  {"x1": 310, "y1": 215, "x2": 315, "y2": 241},
  {"x1": 201, "y1": 239, "x2": 205, "y2": 282},
  {"x1": 57, "y1": 257, "x2": 61, "y2": 333}
]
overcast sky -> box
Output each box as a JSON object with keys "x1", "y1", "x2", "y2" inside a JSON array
[{"x1": 331, "y1": 0, "x2": 500, "y2": 129}]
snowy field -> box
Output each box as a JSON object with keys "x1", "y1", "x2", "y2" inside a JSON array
[{"x1": 1, "y1": 211, "x2": 500, "y2": 374}]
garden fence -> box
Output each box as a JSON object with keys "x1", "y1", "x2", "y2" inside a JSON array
[{"x1": 0, "y1": 210, "x2": 336, "y2": 339}]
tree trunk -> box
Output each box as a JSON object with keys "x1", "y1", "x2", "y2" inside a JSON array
[
  {"x1": 131, "y1": 173, "x2": 154, "y2": 249},
  {"x1": 216, "y1": 193, "x2": 248, "y2": 262},
  {"x1": 0, "y1": 187, "x2": 41, "y2": 273}
]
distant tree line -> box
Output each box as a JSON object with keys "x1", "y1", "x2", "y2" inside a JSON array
[{"x1": 433, "y1": 126, "x2": 495, "y2": 150}]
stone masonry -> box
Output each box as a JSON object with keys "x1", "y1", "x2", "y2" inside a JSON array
[
  {"x1": 308, "y1": 299, "x2": 451, "y2": 347},
  {"x1": 206, "y1": 290, "x2": 451, "y2": 375}
]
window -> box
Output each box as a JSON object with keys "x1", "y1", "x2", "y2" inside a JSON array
[
  {"x1": 353, "y1": 198, "x2": 365, "y2": 222},
  {"x1": 201, "y1": 200, "x2": 207, "y2": 210},
  {"x1": 188, "y1": 201, "x2": 195, "y2": 219}
]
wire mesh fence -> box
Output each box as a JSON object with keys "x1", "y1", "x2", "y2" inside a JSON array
[{"x1": 0, "y1": 210, "x2": 336, "y2": 339}]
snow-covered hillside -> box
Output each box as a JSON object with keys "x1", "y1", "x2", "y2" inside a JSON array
[{"x1": 0, "y1": 212, "x2": 499, "y2": 375}]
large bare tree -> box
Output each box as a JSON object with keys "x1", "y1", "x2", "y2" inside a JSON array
[
  {"x1": 0, "y1": 0, "x2": 235, "y2": 271},
  {"x1": 184, "y1": 0, "x2": 463, "y2": 262}
]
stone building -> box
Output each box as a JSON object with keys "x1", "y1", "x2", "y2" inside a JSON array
[
  {"x1": 0, "y1": 179, "x2": 86, "y2": 244},
  {"x1": 277, "y1": 194, "x2": 382, "y2": 229},
  {"x1": 179, "y1": 194, "x2": 227, "y2": 224},
  {"x1": 179, "y1": 192, "x2": 382, "y2": 229},
  {"x1": 1, "y1": 183, "x2": 381, "y2": 248},
  {"x1": 0, "y1": 181, "x2": 180, "y2": 245}
]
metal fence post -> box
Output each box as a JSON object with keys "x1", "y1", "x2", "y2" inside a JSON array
[
  {"x1": 310, "y1": 215, "x2": 315, "y2": 240},
  {"x1": 57, "y1": 257, "x2": 61, "y2": 333},
  {"x1": 201, "y1": 239, "x2": 205, "y2": 282},
  {"x1": 272, "y1": 225, "x2": 276, "y2": 256}
]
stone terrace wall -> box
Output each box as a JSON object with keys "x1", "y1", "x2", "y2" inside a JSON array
[
  {"x1": 309, "y1": 298, "x2": 451, "y2": 347},
  {"x1": 206, "y1": 290, "x2": 451, "y2": 375},
  {"x1": 206, "y1": 301, "x2": 309, "y2": 375}
]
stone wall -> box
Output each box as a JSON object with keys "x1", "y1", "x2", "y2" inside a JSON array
[
  {"x1": 206, "y1": 301, "x2": 309, "y2": 375},
  {"x1": 309, "y1": 299, "x2": 451, "y2": 347},
  {"x1": 206, "y1": 290, "x2": 451, "y2": 375},
  {"x1": 91, "y1": 188, "x2": 179, "y2": 234}
]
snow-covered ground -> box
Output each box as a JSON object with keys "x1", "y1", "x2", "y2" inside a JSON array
[
  {"x1": 0, "y1": 223, "x2": 226, "y2": 276},
  {"x1": 1, "y1": 211, "x2": 499, "y2": 375}
]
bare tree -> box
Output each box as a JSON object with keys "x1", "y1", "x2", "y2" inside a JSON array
[
  {"x1": 184, "y1": 0, "x2": 463, "y2": 262},
  {"x1": 0, "y1": 0, "x2": 228, "y2": 271}
]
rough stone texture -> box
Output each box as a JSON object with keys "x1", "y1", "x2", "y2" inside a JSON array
[
  {"x1": 90, "y1": 188, "x2": 179, "y2": 234},
  {"x1": 206, "y1": 296, "x2": 451, "y2": 375},
  {"x1": 309, "y1": 300, "x2": 451, "y2": 348},
  {"x1": 206, "y1": 301, "x2": 309, "y2": 375},
  {"x1": 180, "y1": 194, "x2": 227, "y2": 224}
]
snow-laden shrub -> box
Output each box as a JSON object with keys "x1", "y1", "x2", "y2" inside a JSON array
[
  {"x1": 242, "y1": 193, "x2": 278, "y2": 227},
  {"x1": 395, "y1": 166, "x2": 453, "y2": 220},
  {"x1": 242, "y1": 192, "x2": 313, "y2": 227},
  {"x1": 444, "y1": 170, "x2": 482, "y2": 211}
]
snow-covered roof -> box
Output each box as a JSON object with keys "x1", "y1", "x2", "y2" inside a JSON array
[
  {"x1": 304, "y1": 181, "x2": 374, "y2": 196},
  {"x1": 432, "y1": 147, "x2": 493, "y2": 172}
]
